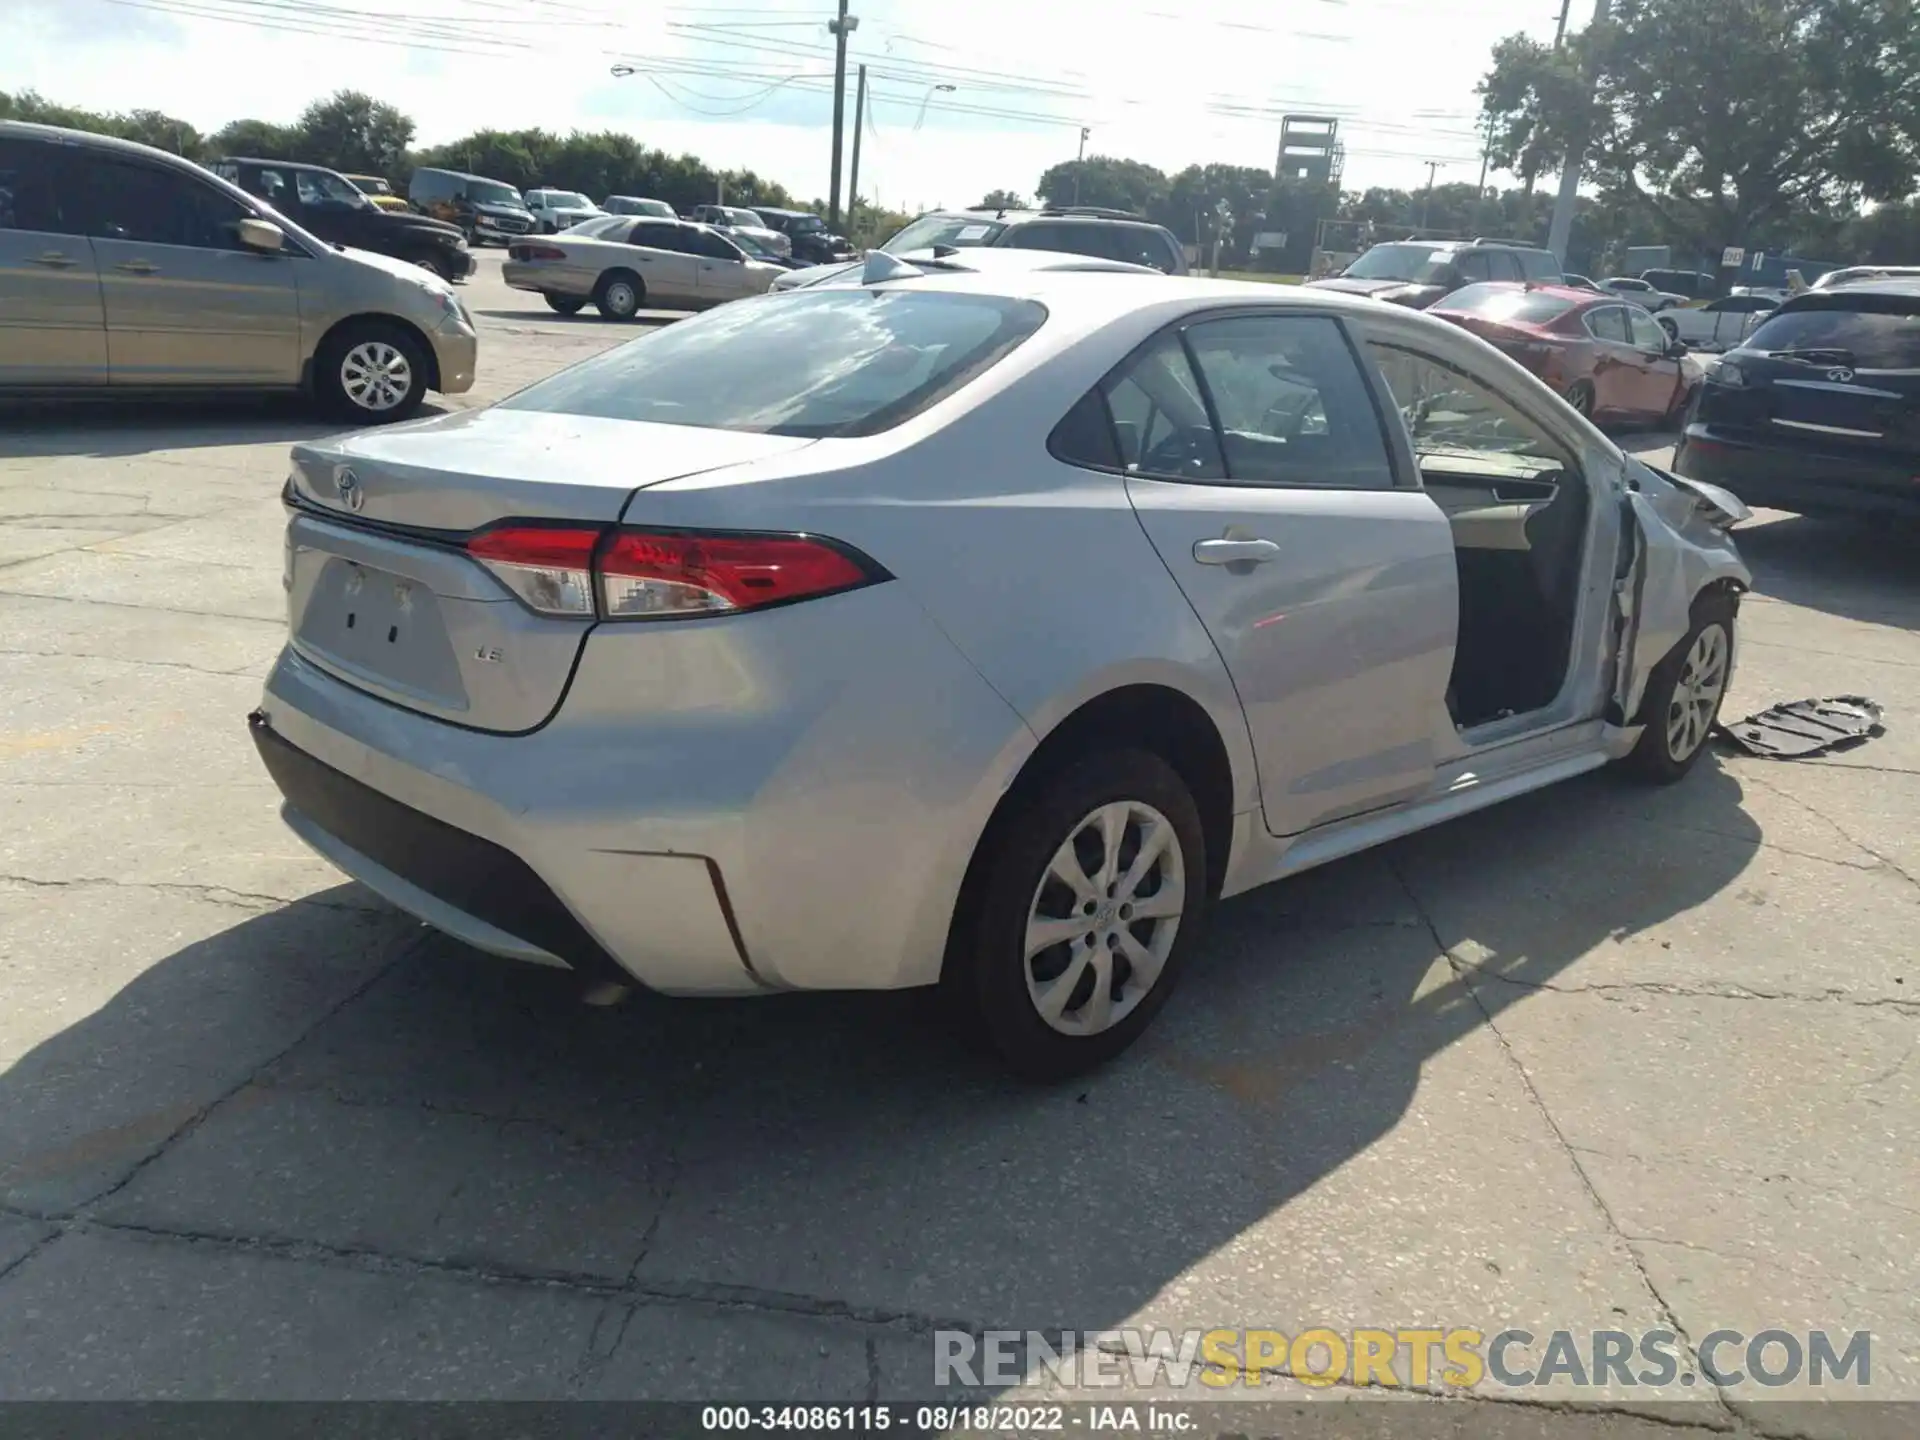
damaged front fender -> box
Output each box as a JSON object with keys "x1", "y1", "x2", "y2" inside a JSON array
[{"x1": 1611, "y1": 461, "x2": 1752, "y2": 728}]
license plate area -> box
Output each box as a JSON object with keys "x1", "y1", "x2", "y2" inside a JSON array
[{"x1": 296, "y1": 556, "x2": 469, "y2": 711}]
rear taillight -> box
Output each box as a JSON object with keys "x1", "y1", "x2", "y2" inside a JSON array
[
  {"x1": 465, "y1": 525, "x2": 883, "y2": 620},
  {"x1": 509, "y1": 243, "x2": 566, "y2": 261},
  {"x1": 599, "y1": 530, "x2": 876, "y2": 618},
  {"x1": 467, "y1": 525, "x2": 599, "y2": 615}
]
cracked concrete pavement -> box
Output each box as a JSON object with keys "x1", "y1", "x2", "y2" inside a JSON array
[{"x1": 1, "y1": 256, "x2": 1915, "y2": 1431}]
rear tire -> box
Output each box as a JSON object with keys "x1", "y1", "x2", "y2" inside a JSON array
[
  {"x1": 1623, "y1": 593, "x2": 1737, "y2": 784},
  {"x1": 543, "y1": 293, "x2": 586, "y2": 315},
  {"x1": 951, "y1": 749, "x2": 1209, "y2": 1082},
  {"x1": 1565, "y1": 380, "x2": 1596, "y2": 418},
  {"x1": 594, "y1": 269, "x2": 645, "y2": 321},
  {"x1": 313, "y1": 320, "x2": 430, "y2": 424}
]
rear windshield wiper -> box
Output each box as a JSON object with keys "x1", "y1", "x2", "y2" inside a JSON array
[{"x1": 1760, "y1": 347, "x2": 1856, "y2": 366}]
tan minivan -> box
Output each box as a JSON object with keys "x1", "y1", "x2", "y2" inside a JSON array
[{"x1": 0, "y1": 121, "x2": 478, "y2": 422}]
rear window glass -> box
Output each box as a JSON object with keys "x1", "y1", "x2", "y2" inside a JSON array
[
  {"x1": 502, "y1": 290, "x2": 1047, "y2": 438},
  {"x1": 1437, "y1": 284, "x2": 1576, "y2": 325},
  {"x1": 1746, "y1": 300, "x2": 1920, "y2": 369}
]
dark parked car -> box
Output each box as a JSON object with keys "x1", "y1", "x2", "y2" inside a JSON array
[
  {"x1": 407, "y1": 167, "x2": 535, "y2": 246},
  {"x1": 749, "y1": 206, "x2": 856, "y2": 264},
  {"x1": 1429, "y1": 282, "x2": 1698, "y2": 424},
  {"x1": 1306, "y1": 238, "x2": 1561, "y2": 308},
  {"x1": 1674, "y1": 280, "x2": 1920, "y2": 517},
  {"x1": 213, "y1": 158, "x2": 474, "y2": 283}
]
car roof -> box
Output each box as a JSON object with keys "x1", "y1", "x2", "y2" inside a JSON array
[
  {"x1": 1779, "y1": 277, "x2": 1920, "y2": 308},
  {"x1": 221, "y1": 155, "x2": 331, "y2": 170}
]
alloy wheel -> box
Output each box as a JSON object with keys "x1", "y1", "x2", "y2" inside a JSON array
[
  {"x1": 1023, "y1": 800, "x2": 1185, "y2": 1037},
  {"x1": 1666, "y1": 621, "x2": 1729, "y2": 761}
]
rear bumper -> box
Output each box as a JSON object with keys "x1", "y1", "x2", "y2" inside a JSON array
[
  {"x1": 1673, "y1": 423, "x2": 1920, "y2": 517},
  {"x1": 501, "y1": 262, "x2": 589, "y2": 297},
  {"x1": 250, "y1": 586, "x2": 1035, "y2": 996}
]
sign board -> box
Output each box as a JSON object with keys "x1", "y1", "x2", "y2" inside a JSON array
[
  {"x1": 1252, "y1": 231, "x2": 1288, "y2": 251},
  {"x1": 1721, "y1": 246, "x2": 1745, "y2": 267}
]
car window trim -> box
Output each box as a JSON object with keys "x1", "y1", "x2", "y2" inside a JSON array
[{"x1": 1050, "y1": 304, "x2": 1416, "y2": 492}]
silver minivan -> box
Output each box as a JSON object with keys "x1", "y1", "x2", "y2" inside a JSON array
[{"x1": 1, "y1": 121, "x2": 478, "y2": 421}]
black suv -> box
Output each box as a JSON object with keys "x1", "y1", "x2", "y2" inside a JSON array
[
  {"x1": 751, "y1": 206, "x2": 855, "y2": 264},
  {"x1": 1307, "y1": 237, "x2": 1560, "y2": 308},
  {"x1": 1674, "y1": 279, "x2": 1920, "y2": 518},
  {"x1": 212, "y1": 158, "x2": 474, "y2": 282},
  {"x1": 877, "y1": 205, "x2": 1188, "y2": 273}
]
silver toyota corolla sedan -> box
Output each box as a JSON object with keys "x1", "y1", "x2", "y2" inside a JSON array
[{"x1": 251, "y1": 256, "x2": 1750, "y2": 1079}]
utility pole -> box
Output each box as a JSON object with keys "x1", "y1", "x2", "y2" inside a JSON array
[
  {"x1": 1546, "y1": 0, "x2": 1607, "y2": 264},
  {"x1": 1072, "y1": 126, "x2": 1089, "y2": 205},
  {"x1": 1476, "y1": 115, "x2": 1491, "y2": 197},
  {"x1": 826, "y1": 0, "x2": 858, "y2": 231},
  {"x1": 847, "y1": 65, "x2": 867, "y2": 245},
  {"x1": 1418, "y1": 161, "x2": 1442, "y2": 231},
  {"x1": 1554, "y1": 0, "x2": 1573, "y2": 43}
]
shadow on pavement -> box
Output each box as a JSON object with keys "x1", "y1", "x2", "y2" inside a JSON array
[
  {"x1": 0, "y1": 396, "x2": 452, "y2": 460},
  {"x1": 1730, "y1": 513, "x2": 1920, "y2": 631},
  {"x1": 0, "y1": 753, "x2": 1766, "y2": 1395}
]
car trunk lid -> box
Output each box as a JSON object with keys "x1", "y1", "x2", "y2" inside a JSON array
[{"x1": 284, "y1": 410, "x2": 818, "y2": 732}]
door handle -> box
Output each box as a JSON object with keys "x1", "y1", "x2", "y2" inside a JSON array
[
  {"x1": 114, "y1": 260, "x2": 160, "y2": 276},
  {"x1": 1194, "y1": 537, "x2": 1281, "y2": 566},
  {"x1": 31, "y1": 251, "x2": 78, "y2": 268}
]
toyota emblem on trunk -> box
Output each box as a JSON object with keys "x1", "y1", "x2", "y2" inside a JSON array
[
  {"x1": 1827, "y1": 367, "x2": 1855, "y2": 383},
  {"x1": 334, "y1": 466, "x2": 365, "y2": 512}
]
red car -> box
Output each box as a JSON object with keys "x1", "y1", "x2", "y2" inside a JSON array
[{"x1": 1427, "y1": 282, "x2": 1699, "y2": 424}]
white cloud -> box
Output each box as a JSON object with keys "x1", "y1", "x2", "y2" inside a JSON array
[{"x1": 4, "y1": 0, "x2": 1556, "y2": 208}]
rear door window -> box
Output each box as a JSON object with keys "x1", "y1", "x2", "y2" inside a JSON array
[
  {"x1": 1586, "y1": 306, "x2": 1631, "y2": 343},
  {"x1": 628, "y1": 221, "x2": 684, "y2": 251},
  {"x1": 1102, "y1": 332, "x2": 1226, "y2": 480},
  {"x1": 502, "y1": 289, "x2": 1048, "y2": 437},
  {"x1": 1515, "y1": 249, "x2": 1561, "y2": 281},
  {"x1": 1004, "y1": 221, "x2": 1098, "y2": 257},
  {"x1": 1182, "y1": 315, "x2": 1397, "y2": 488}
]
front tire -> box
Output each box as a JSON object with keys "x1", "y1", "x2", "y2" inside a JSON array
[
  {"x1": 1566, "y1": 380, "x2": 1596, "y2": 419},
  {"x1": 594, "y1": 269, "x2": 645, "y2": 321},
  {"x1": 953, "y1": 750, "x2": 1209, "y2": 1082},
  {"x1": 314, "y1": 320, "x2": 429, "y2": 424},
  {"x1": 1623, "y1": 593, "x2": 1737, "y2": 783},
  {"x1": 413, "y1": 251, "x2": 454, "y2": 282}
]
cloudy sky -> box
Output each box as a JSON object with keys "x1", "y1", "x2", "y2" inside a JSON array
[{"x1": 3, "y1": 0, "x2": 1564, "y2": 211}]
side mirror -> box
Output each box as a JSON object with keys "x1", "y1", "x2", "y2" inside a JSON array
[
  {"x1": 238, "y1": 218, "x2": 285, "y2": 253},
  {"x1": 1667, "y1": 337, "x2": 1689, "y2": 357}
]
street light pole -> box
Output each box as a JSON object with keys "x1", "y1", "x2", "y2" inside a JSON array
[
  {"x1": 1418, "y1": 161, "x2": 1442, "y2": 231},
  {"x1": 1546, "y1": 0, "x2": 1608, "y2": 264},
  {"x1": 827, "y1": 0, "x2": 858, "y2": 231},
  {"x1": 847, "y1": 64, "x2": 867, "y2": 243},
  {"x1": 1072, "y1": 126, "x2": 1089, "y2": 205}
]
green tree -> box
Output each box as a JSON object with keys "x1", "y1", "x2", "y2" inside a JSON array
[
  {"x1": 209, "y1": 118, "x2": 302, "y2": 162},
  {"x1": 296, "y1": 89, "x2": 415, "y2": 177},
  {"x1": 1035, "y1": 155, "x2": 1168, "y2": 215},
  {"x1": 978, "y1": 188, "x2": 1026, "y2": 210},
  {"x1": 0, "y1": 89, "x2": 199, "y2": 155},
  {"x1": 1479, "y1": 0, "x2": 1920, "y2": 259}
]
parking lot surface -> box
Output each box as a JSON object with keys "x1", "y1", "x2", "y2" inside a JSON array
[{"x1": 1, "y1": 254, "x2": 1916, "y2": 1428}]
